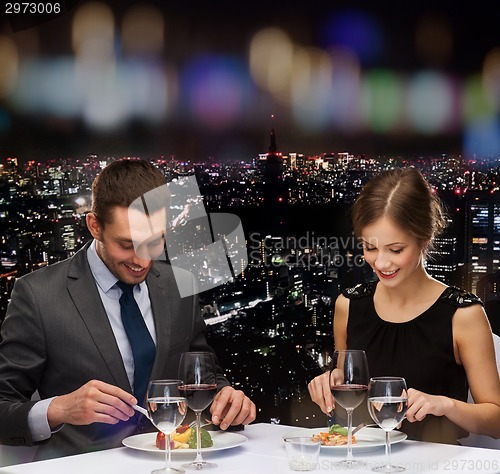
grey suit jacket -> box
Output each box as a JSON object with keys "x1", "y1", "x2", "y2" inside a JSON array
[{"x1": 0, "y1": 243, "x2": 229, "y2": 460}]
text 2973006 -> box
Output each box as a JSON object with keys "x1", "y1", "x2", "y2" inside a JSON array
[{"x1": 5, "y1": 3, "x2": 61, "y2": 14}]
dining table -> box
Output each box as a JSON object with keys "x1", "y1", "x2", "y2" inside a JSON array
[{"x1": 0, "y1": 423, "x2": 498, "y2": 474}]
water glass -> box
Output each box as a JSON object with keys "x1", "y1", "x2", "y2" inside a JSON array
[
  {"x1": 147, "y1": 379, "x2": 187, "y2": 474},
  {"x1": 367, "y1": 377, "x2": 408, "y2": 473},
  {"x1": 284, "y1": 437, "x2": 321, "y2": 471}
]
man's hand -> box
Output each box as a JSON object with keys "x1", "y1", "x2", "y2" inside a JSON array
[
  {"x1": 47, "y1": 380, "x2": 137, "y2": 429},
  {"x1": 210, "y1": 386, "x2": 256, "y2": 430}
]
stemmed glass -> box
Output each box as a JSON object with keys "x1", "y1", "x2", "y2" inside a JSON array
[
  {"x1": 178, "y1": 352, "x2": 218, "y2": 470},
  {"x1": 367, "y1": 377, "x2": 408, "y2": 473},
  {"x1": 147, "y1": 380, "x2": 187, "y2": 474},
  {"x1": 330, "y1": 349, "x2": 369, "y2": 469}
]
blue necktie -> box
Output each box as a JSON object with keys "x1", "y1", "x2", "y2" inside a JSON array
[{"x1": 116, "y1": 281, "x2": 156, "y2": 407}]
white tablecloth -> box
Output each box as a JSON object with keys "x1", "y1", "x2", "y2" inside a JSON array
[{"x1": 0, "y1": 423, "x2": 498, "y2": 474}]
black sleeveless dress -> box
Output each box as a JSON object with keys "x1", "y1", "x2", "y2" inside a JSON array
[{"x1": 344, "y1": 281, "x2": 482, "y2": 444}]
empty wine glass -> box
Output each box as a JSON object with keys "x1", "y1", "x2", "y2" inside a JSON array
[
  {"x1": 147, "y1": 380, "x2": 187, "y2": 474},
  {"x1": 178, "y1": 352, "x2": 218, "y2": 470},
  {"x1": 367, "y1": 377, "x2": 408, "y2": 473},
  {"x1": 331, "y1": 349, "x2": 369, "y2": 469}
]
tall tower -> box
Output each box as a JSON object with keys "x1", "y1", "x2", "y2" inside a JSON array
[
  {"x1": 262, "y1": 127, "x2": 287, "y2": 235},
  {"x1": 264, "y1": 128, "x2": 282, "y2": 184},
  {"x1": 269, "y1": 127, "x2": 277, "y2": 154}
]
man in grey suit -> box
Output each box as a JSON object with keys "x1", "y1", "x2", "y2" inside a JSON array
[{"x1": 0, "y1": 159, "x2": 255, "y2": 460}]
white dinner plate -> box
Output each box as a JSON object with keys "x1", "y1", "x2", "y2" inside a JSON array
[
  {"x1": 122, "y1": 431, "x2": 247, "y2": 454},
  {"x1": 285, "y1": 427, "x2": 407, "y2": 452}
]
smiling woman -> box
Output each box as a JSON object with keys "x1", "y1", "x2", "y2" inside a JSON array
[
  {"x1": 308, "y1": 168, "x2": 500, "y2": 445},
  {"x1": 360, "y1": 215, "x2": 426, "y2": 288}
]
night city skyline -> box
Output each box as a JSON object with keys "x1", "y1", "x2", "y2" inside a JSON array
[
  {"x1": 1, "y1": 146, "x2": 500, "y2": 426},
  {"x1": 1, "y1": 0, "x2": 500, "y2": 428}
]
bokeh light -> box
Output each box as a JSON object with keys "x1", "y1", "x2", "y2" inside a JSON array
[
  {"x1": 10, "y1": 59, "x2": 46, "y2": 114},
  {"x1": 328, "y1": 48, "x2": 362, "y2": 130},
  {"x1": 72, "y1": 2, "x2": 129, "y2": 129},
  {"x1": 464, "y1": 117, "x2": 500, "y2": 158},
  {"x1": 482, "y1": 47, "x2": 500, "y2": 110},
  {"x1": 0, "y1": 36, "x2": 18, "y2": 99},
  {"x1": 0, "y1": 4, "x2": 498, "y2": 153},
  {"x1": 290, "y1": 47, "x2": 333, "y2": 130},
  {"x1": 80, "y1": 68, "x2": 128, "y2": 130},
  {"x1": 122, "y1": 4, "x2": 164, "y2": 57},
  {"x1": 321, "y1": 9, "x2": 383, "y2": 65},
  {"x1": 37, "y1": 59, "x2": 82, "y2": 117},
  {"x1": 415, "y1": 13, "x2": 453, "y2": 67},
  {"x1": 72, "y1": 2, "x2": 115, "y2": 63},
  {"x1": 361, "y1": 69, "x2": 404, "y2": 133},
  {"x1": 249, "y1": 27, "x2": 294, "y2": 104},
  {"x1": 406, "y1": 71, "x2": 455, "y2": 134},
  {"x1": 8, "y1": 57, "x2": 171, "y2": 127},
  {"x1": 6, "y1": 1, "x2": 172, "y2": 130},
  {"x1": 183, "y1": 56, "x2": 250, "y2": 129},
  {"x1": 463, "y1": 74, "x2": 496, "y2": 124},
  {"x1": 123, "y1": 61, "x2": 171, "y2": 123}
]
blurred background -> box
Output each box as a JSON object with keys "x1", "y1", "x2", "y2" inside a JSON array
[{"x1": 1, "y1": 0, "x2": 500, "y2": 161}]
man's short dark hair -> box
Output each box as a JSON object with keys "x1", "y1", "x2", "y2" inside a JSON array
[{"x1": 91, "y1": 159, "x2": 169, "y2": 227}]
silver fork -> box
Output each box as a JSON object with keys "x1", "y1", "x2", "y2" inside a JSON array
[
  {"x1": 188, "y1": 418, "x2": 212, "y2": 429},
  {"x1": 352, "y1": 417, "x2": 406, "y2": 435},
  {"x1": 132, "y1": 404, "x2": 151, "y2": 420},
  {"x1": 351, "y1": 422, "x2": 377, "y2": 435},
  {"x1": 133, "y1": 404, "x2": 212, "y2": 428}
]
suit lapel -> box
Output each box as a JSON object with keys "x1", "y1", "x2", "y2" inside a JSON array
[
  {"x1": 147, "y1": 264, "x2": 173, "y2": 380},
  {"x1": 67, "y1": 244, "x2": 131, "y2": 392}
]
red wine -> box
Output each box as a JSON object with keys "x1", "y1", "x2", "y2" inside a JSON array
[
  {"x1": 331, "y1": 384, "x2": 368, "y2": 410},
  {"x1": 179, "y1": 384, "x2": 217, "y2": 411}
]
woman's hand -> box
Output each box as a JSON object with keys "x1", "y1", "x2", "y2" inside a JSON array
[
  {"x1": 308, "y1": 369, "x2": 344, "y2": 415},
  {"x1": 406, "y1": 388, "x2": 453, "y2": 422}
]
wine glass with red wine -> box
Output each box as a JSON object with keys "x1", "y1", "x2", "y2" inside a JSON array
[
  {"x1": 178, "y1": 352, "x2": 218, "y2": 470},
  {"x1": 331, "y1": 349, "x2": 369, "y2": 469}
]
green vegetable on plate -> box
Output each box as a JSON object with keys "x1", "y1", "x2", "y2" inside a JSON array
[
  {"x1": 188, "y1": 428, "x2": 214, "y2": 449},
  {"x1": 328, "y1": 424, "x2": 348, "y2": 436}
]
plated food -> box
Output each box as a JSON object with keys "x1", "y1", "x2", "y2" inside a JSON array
[
  {"x1": 286, "y1": 427, "x2": 407, "y2": 452},
  {"x1": 311, "y1": 424, "x2": 355, "y2": 446},
  {"x1": 123, "y1": 431, "x2": 247, "y2": 454},
  {"x1": 156, "y1": 425, "x2": 214, "y2": 450}
]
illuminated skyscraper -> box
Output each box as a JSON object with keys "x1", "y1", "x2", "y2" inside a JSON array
[
  {"x1": 426, "y1": 237, "x2": 459, "y2": 286},
  {"x1": 477, "y1": 271, "x2": 500, "y2": 304},
  {"x1": 464, "y1": 192, "x2": 500, "y2": 293}
]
